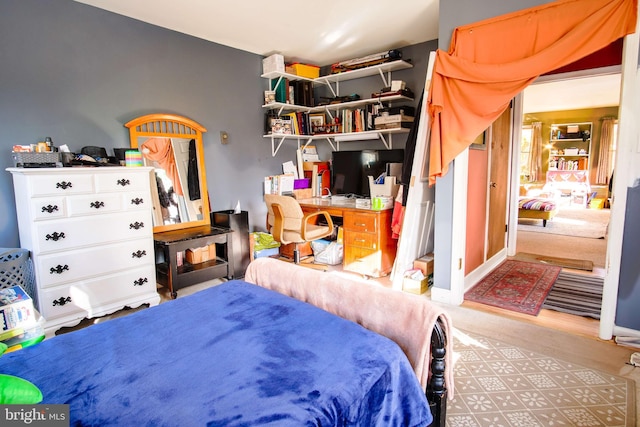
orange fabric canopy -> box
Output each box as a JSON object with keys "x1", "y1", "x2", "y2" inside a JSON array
[
  {"x1": 427, "y1": 0, "x2": 637, "y2": 186},
  {"x1": 141, "y1": 137, "x2": 183, "y2": 196}
]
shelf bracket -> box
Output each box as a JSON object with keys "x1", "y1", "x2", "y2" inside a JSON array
[
  {"x1": 378, "y1": 132, "x2": 392, "y2": 150},
  {"x1": 270, "y1": 135, "x2": 287, "y2": 157},
  {"x1": 377, "y1": 69, "x2": 391, "y2": 88},
  {"x1": 300, "y1": 137, "x2": 316, "y2": 151},
  {"x1": 318, "y1": 136, "x2": 337, "y2": 152}
]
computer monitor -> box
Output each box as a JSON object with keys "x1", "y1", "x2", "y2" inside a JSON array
[{"x1": 331, "y1": 149, "x2": 404, "y2": 197}]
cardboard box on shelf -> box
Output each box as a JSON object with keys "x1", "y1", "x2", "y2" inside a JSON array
[
  {"x1": 185, "y1": 245, "x2": 217, "y2": 264},
  {"x1": 0, "y1": 285, "x2": 37, "y2": 333}
]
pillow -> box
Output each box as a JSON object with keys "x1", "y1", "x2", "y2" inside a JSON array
[{"x1": 0, "y1": 374, "x2": 43, "y2": 404}]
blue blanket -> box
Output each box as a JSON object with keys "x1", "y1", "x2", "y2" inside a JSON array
[{"x1": 0, "y1": 281, "x2": 431, "y2": 426}]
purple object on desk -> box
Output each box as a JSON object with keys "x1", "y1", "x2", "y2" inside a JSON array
[{"x1": 294, "y1": 178, "x2": 310, "y2": 189}]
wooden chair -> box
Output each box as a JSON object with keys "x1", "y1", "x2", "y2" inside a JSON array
[{"x1": 264, "y1": 194, "x2": 334, "y2": 270}]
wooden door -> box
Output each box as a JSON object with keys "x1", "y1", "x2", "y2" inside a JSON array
[{"x1": 487, "y1": 104, "x2": 512, "y2": 259}]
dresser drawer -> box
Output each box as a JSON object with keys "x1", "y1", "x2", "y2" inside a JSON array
[
  {"x1": 34, "y1": 210, "x2": 152, "y2": 253},
  {"x1": 38, "y1": 265, "x2": 157, "y2": 320},
  {"x1": 31, "y1": 197, "x2": 67, "y2": 220},
  {"x1": 36, "y1": 238, "x2": 154, "y2": 288},
  {"x1": 67, "y1": 193, "x2": 123, "y2": 216},
  {"x1": 96, "y1": 171, "x2": 150, "y2": 193},
  {"x1": 343, "y1": 212, "x2": 378, "y2": 233},
  {"x1": 344, "y1": 231, "x2": 377, "y2": 250},
  {"x1": 123, "y1": 191, "x2": 152, "y2": 211},
  {"x1": 28, "y1": 174, "x2": 94, "y2": 196}
]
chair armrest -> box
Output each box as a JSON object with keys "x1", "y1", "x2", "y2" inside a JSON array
[
  {"x1": 301, "y1": 210, "x2": 334, "y2": 240},
  {"x1": 270, "y1": 203, "x2": 285, "y2": 243}
]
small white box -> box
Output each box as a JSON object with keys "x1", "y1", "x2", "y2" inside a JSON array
[
  {"x1": 564, "y1": 148, "x2": 579, "y2": 155},
  {"x1": 262, "y1": 54, "x2": 285, "y2": 74}
]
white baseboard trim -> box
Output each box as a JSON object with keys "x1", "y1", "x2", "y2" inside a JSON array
[
  {"x1": 613, "y1": 325, "x2": 640, "y2": 339},
  {"x1": 430, "y1": 287, "x2": 458, "y2": 305}
]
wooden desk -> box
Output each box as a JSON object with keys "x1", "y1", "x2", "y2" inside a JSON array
[
  {"x1": 298, "y1": 198, "x2": 397, "y2": 278},
  {"x1": 154, "y1": 226, "x2": 234, "y2": 298}
]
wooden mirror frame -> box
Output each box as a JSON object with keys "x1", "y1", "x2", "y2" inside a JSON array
[{"x1": 125, "y1": 113, "x2": 209, "y2": 233}]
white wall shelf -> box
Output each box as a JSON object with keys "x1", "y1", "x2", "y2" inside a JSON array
[
  {"x1": 261, "y1": 59, "x2": 414, "y2": 156},
  {"x1": 264, "y1": 128, "x2": 410, "y2": 156}
]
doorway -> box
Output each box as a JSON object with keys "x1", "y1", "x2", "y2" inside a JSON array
[{"x1": 507, "y1": 72, "x2": 620, "y2": 331}]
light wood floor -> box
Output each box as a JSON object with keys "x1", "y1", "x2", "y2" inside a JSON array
[{"x1": 464, "y1": 208, "x2": 610, "y2": 342}]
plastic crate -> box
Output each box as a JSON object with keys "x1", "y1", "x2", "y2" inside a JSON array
[
  {"x1": 0, "y1": 249, "x2": 36, "y2": 308},
  {"x1": 12, "y1": 151, "x2": 60, "y2": 167}
]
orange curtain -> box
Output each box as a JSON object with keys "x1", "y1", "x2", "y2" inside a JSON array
[
  {"x1": 141, "y1": 137, "x2": 183, "y2": 196},
  {"x1": 427, "y1": 0, "x2": 637, "y2": 185}
]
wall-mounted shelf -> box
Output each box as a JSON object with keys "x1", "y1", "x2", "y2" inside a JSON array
[
  {"x1": 548, "y1": 122, "x2": 592, "y2": 172},
  {"x1": 264, "y1": 128, "x2": 410, "y2": 156},
  {"x1": 261, "y1": 59, "x2": 414, "y2": 156}
]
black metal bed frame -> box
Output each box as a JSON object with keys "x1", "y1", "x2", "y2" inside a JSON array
[{"x1": 426, "y1": 318, "x2": 447, "y2": 427}]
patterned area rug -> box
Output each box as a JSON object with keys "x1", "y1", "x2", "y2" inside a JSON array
[
  {"x1": 447, "y1": 329, "x2": 635, "y2": 427},
  {"x1": 465, "y1": 260, "x2": 562, "y2": 316}
]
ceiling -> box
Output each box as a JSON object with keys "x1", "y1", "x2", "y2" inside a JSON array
[
  {"x1": 74, "y1": 0, "x2": 440, "y2": 66},
  {"x1": 74, "y1": 1, "x2": 621, "y2": 114},
  {"x1": 523, "y1": 73, "x2": 621, "y2": 114}
]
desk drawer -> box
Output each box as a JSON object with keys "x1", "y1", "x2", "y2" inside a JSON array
[
  {"x1": 343, "y1": 212, "x2": 377, "y2": 233},
  {"x1": 344, "y1": 246, "x2": 383, "y2": 276},
  {"x1": 344, "y1": 231, "x2": 377, "y2": 250}
]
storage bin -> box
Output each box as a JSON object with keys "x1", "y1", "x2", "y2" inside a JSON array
[
  {"x1": 290, "y1": 63, "x2": 320, "y2": 79},
  {"x1": 262, "y1": 54, "x2": 285, "y2": 74},
  {"x1": 0, "y1": 249, "x2": 35, "y2": 301},
  {"x1": 11, "y1": 152, "x2": 60, "y2": 168},
  {"x1": 368, "y1": 175, "x2": 400, "y2": 198}
]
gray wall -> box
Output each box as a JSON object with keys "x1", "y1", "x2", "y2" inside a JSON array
[
  {"x1": 0, "y1": 0, "x2": 284, "y2": 247},
  {"x1": 0, "y1": 0, "x2": 435, "y2": 248}
]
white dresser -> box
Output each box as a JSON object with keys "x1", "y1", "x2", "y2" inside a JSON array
[{"x1": 7, "y1": 167, "x2": 160, "y2": 335}]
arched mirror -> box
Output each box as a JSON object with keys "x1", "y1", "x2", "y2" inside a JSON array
[{"x1": 125, "y1": 113, "x2": 209, "y2": 233}]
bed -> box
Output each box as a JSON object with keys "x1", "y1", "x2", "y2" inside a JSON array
[
  {"x1": 518, "y1": 197, "x2": 558, "y2": 227},
  {"x1": 0, "y1": 258, "x2": 452, "y2": 426}
]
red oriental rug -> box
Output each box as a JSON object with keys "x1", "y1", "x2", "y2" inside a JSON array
[{"x1": 465, "y1": 260, "x2": 562, "y2": 316}]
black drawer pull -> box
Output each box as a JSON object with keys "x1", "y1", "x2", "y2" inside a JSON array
[
  {"x1": 41, "y1": 205, "x2": 59, "y2": 214},
  {"x1": 45, "y1": 232, "x2": 65, "y2": 241},
  {"x1": 50, "y1": 264, "x2": 69, "y2": 275},
  {"x1": 90, "y1": 201, "x2": 105, "y2": 209},
  {"x1": 117, "y1": 178, "x2": 131, "y2": 187},
  {"x1": 56, "y1": 181, "x2": 73, "y2": 190},
  {"x1": 134, "y1": 277, "x2": 148, "y2": 287},
  {"x1": 131, "y1": 198, "x2": 144, "y2": 205},
  {"x1": 52, "y1": 296, "x2": 72, "y2": 306},
  {"x1": 129, "y1": 222, "x2": 144, "y2": 230},
  {"x1": 132, "y1": 250, "x2": 147, "y2": 258}
]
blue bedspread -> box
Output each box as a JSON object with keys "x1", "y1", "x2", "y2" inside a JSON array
[{"x1": 0, "y1": 281, "x2": 431, "y2": 426}]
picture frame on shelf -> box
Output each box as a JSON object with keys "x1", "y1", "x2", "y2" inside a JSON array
[{"x1": 309, "y1": 113, "x2": 327, "y2": 134}]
